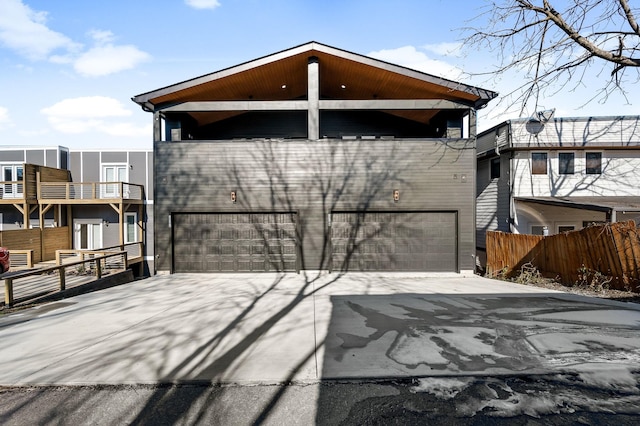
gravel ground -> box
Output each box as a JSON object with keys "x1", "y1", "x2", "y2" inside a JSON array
[{"x1": 493, "y1": 275, "x2": 640, "y2": 304}]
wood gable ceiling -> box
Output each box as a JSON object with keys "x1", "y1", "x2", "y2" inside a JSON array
[{"x1": 132, "y1": 42, "x2": 497, "y2": 127}]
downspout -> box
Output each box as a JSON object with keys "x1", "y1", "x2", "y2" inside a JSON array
[{"x1": 506, "y1": 122, "x2": 516, "y2": 233}]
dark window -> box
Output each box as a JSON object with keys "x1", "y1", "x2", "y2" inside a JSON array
[
  {"x1": 583, "y1": 221, "x2": 606, "y2": 228},
  {"x1": 531, "y1": 225, "x2": 548, "y2": 235},
  {"x1": 586, "y1": 152, "x2": 602, "y2": 174},
  {"x1": 558, "y1": 152, "x2": 574, "y2": 174},
  {"x1": 558, "y1": 225, "x2": 575, "y2": 233},
  {"x1": 490, "y1": 158, "x2": 500, "y2": 179},
  {"x1": 531, "y1": 152, "x2": 548, "y2": 175}
]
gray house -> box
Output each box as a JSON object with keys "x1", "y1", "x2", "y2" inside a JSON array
[
  {"x1": 0, "y1": 145, "x2": 154, "y2": 273},
  {"x1": 133, "y1": 42, "x2": 496, "y2": 274},
  {"x1": 476, "y1": 115, "x2": 640, "y2": 265}
]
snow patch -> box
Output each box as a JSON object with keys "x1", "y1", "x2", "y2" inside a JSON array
[{"x1": 410, "y1": 377, "x2": 473, "y2": 399}]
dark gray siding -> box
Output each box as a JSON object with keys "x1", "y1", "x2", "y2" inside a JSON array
[
  {"x1": 70, "y1": 152, "x2": 82, "y2": 181},
  {"x1": 129, "y1": 152, "x2": 147, "y2": 188},
  {"x1": 25, "y1": 150, "x2": 45, "y2": 165},
  {"x1": 154, "y1": 138, "x2": 476, "y2": 272},
  {"x1": 476, "y1": 155, "x2": 511, "y2": 249},
  {"x1": 0, "y1": 150, "x2": 24, "y2": 162},
  {"x1": 147, "y1": 152, "x2": 154, "y2": 200},
  {"x1": 82, "y1": 152, "x2": 100, "y2": 182},
  {"x1": 46, "y1": 149, "x2": 57, "y2": 167},
  {"x1": 101, "y1": 152, "x2": 127, "y2": 163},
  {"x1": 144, "y1": 205, "x2": 154, "y2": 274}
]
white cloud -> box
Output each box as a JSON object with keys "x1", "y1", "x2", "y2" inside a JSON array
[
  {"x1": 423, "y1": 42, "x2": 464, "y2": 57},
  {"x1": 74, "y1": 44, "x2": 151, "y2": 77},
  {"x1": 0, "y1": 106, "x2": 12, "y2": 129},
  {"x1": 185, "y1": 0, "x2": 221, "y2": 10},
  {"x1": 368, "y1": 45, "x2": 463, "y2": 80},
  {"x1": 0, "y1": 2, "x2": 150, "y2": 77},
  {"x1": 0, "y1": 0, "x2": 80, "y2": 60},
  {"x1": 41, "y1": 96, "x2": 147, "y2": 136}
]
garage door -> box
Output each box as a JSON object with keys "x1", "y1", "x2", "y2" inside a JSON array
[
  {"x1": 330, "y1": 211, "x2": 457, "y2": 272},
  {"x1": 173, "y1": 213, "x2": 298, "y2": 272}
]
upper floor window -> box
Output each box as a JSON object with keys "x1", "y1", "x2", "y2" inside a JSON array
[
  {"x1": 558, "y1": 152, "x2": 575, "y2": 174},
  {"x1": 1, "y1": 164, "x2": 23, "y2": 199},
  {"x1": 586, "y1": 152, "x2": 602, "y2": 174},
  {"x1": 531, "y1": 152, "x2": 548, "y2": 175},
  {"x1": 490, "y1": 158, "x2": 500, "y2": 179}
]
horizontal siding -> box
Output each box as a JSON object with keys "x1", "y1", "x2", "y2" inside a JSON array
[
  {"x1": 155, "y1": 138, "x2": 476, "y2": 271},
  {"x1": 510, "y1": 116, "x2": 640, "y2": 147},
  {"x1": 513, "y1": 149, "x2": 640, "y2": 197}
]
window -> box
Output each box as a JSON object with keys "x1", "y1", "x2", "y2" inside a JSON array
[
  {"x1": 531, "y1": 225, "x2": 549, "y2": 235},
  {"x1": 75, "y1": 222, "x2": 102, "y2": 250},
  {"x1": 531, "y1": 153, "x2": 548, "y2": 175},
  {"x1": 586, "y1": 152, "x2": 602, "y2": 174},
  {"x1": 102, "y1": 164, "x2": 127, "y2": 197},
  {"x1": 1, "y1": 164, "x2": 23, "y2": 199},
  {"x1": 558, "y1": 152, "x2": 574, "y2": 174},
  {"x1": 558, "y1": 225, "x2": 575, "y2": 233},
  {"x1": 125, "y1": 212, "x2": 138, "y2": 243},
  {"x1": 583, "y1": 220, "x2": 606, "y2": 228},
  {"x1": 490, "y1": 158, "x2": 500, "y2": 179}
]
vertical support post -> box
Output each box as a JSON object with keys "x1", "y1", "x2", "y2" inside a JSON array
[
  {"x1": 119, "y1": 203, "x2": 125, "y2": 246},
  {"x1": 67, "y1": 205, "x2": 73, "y2": 249},
  {"x1": 95, "y1": 258, "x2": 102, "y2": 279},
  {"x1": 4, "y1": 278, "x2": 13, "y2": 307},
  {"x1": 59, "y1": 267, "x2": 66, "y2": 291},
  {"x1": 23, "y1": 202, "x2": 30, "y2": 229},
  {"x1": 307, "y1": 56, "x2": 320, "y2": 141},
  {"x1": 153, "y1": 111, "x2": 162, "y2": 142}
]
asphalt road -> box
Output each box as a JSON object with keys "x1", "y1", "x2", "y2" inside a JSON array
[
  {"x1": 2, "y1": 375, "x2": 640, "y2": 425},
  {"x1": 1, "y1": 272, "x2": 640, "y2": 424}
]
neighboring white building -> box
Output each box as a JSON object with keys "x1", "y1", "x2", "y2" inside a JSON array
[{"x1": 476, "y1": 115, "x2": 640, "y2": 259}]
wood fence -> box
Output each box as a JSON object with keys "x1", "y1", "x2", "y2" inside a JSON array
[
  {"x1": 486, "y1": 221, "x2": 640, "y2": 292},
  {"x1": 0, "y1": 227, "x2": 70, "y2": 264}
]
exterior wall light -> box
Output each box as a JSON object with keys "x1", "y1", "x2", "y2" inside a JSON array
[
  {"x1": 393, "y1": 189, "x2": 400, "y2": 203},
  {"x1": 231, "y1": 191, "x2": 237, "y2": 203}
]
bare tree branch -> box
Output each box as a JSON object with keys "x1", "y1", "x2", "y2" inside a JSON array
[{"x1": 464, "y1": 0, "x2": 640, "y2": 115}]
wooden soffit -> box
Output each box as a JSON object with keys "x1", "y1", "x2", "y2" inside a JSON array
[{"x1": 132, "y1": 42, "x2": 497, "y2": 126}]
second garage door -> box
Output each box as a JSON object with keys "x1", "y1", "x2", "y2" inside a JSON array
[
  {"x1": 172, "y1": 212, "x2": 298, "y2": 272},
  {"x1": 330, "y1": 211, "x2": 457, "y2": 272}
]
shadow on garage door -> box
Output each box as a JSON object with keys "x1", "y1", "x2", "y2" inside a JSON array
[
  {"x1": 172, "y1": 212, "x2": 298, "y2": 272},
  {"x1": 330, "y1": 211, "x2": 457, "y2": 272}
]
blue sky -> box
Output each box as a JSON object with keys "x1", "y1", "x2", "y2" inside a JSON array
[{"x1": 0, "y1": 0, "x2": 638, "y2": 150}]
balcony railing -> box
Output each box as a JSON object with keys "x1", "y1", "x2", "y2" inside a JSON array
[
  {"x1": 39, "y1": 182, "x2": 144, "y2": 202},
  {"x1": 0, "y1": 181, "x2": 24, "y2": 200}
]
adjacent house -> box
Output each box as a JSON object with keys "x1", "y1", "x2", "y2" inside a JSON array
[
  {"x1": 476, "y1": 115, "x2": 640, "y2": 261},
  {"x1": 132, "y1": 41, "x2": 497, "y2": 274},
  {"x1": 0, "y1": 145, "x2": 154, "y2": 274}
]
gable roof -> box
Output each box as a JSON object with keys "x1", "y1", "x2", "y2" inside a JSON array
[{"x1": 132, "y1": 41, "x2": 497, "y2": 113}]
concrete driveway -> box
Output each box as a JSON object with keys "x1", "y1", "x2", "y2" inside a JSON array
[{"x1": 1, "y1": 272, "x2": 640, "y2": 386}]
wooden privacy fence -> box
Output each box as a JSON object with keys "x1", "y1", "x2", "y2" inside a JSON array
[
  {"x1": 486, "y1": 221, "x2": 640, "y2": 292},
  {"x1": 0, "y1": 226, "x2": 70, "y2": 264}
]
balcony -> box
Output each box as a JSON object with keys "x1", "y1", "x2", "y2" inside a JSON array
[{"x1": 38, "y1": 182, "x2": 145, "y2": 204}]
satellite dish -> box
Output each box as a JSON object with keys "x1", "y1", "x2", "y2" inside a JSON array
[
  {"x1": 536, "y1": 109, "x2": 555, "y2": 123},
  {"x1": 526, "y1": 108, "x2": 555, "y2": 134}
]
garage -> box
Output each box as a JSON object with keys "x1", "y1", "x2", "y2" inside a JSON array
[
  {"x1": 330, "y1": 211, "x2": 457, "y2": 272},
  {"x1": 172, "y1": 212, "x2": 298, "y2": 272}
]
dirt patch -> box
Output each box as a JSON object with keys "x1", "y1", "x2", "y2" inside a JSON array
[{"x1": 490, "y1": 263, "x2": 640, "y2": 305}]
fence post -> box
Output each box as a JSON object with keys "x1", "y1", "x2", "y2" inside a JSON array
[
  {"x1": 4, "y1": 278, "x2": 13, "y2": 308},
  {"x1": 59, "y1": 266, "x2": 66, "y2": 291},
  {"x1": 56, "y1": 250, "x2": 61, "y2": 266},
  {"x1": 95, "y1": 259, "x2": 102, "y2": 279}
]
